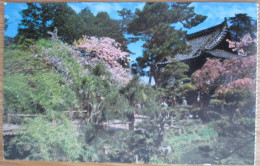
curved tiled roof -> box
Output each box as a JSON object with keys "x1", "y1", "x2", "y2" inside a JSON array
[
  {"x1": 186, "y1": 19, "x2": 227, "y2": 40},
  {"x1": 158, "y1": 19, "x2": 238, "y2": 65},
  {"x1": 206, "y1": 49, "x2": 238, "y2": 59}
]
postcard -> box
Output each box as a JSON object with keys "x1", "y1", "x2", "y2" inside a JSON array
[{"x1": 3, "y1": 2, "x2": 257, "y2": 165}]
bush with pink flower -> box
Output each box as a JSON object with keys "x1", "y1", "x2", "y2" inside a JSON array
[{"x1": 76, "y1": 36, "x2": 132, "y2": 86}]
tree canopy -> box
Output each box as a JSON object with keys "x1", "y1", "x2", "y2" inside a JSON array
[
  {"x1": 16, "y1": 3, "x2": 127, "y2": 49},
  {"x1": 122, "y1": 2, "x2": 207, "y2": 86},
  {"x1": 228, "y1": 13, "x2": 257, "y2": 41}
]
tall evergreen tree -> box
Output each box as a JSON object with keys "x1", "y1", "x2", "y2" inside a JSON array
[
  {"x1": 79, "y1": 8, "x2": 96, "y2": 36},
  {"x1": 16, "y1": 3, "x2": 85, "y2": 44},
  {"x1": 228, "y1": 13, "x2": 257, "y2": 41},
  {"x1": 94, "y1": 12, "x2": 127, "y2": 51},
  {"x1": 16, "y1": 3, "x2": 127, "y2": 46},
  {"x1": 17, "y1": 3, "x2": 56, "y2": 41},
  {"x1": 50, "y1": 3, "x2": 86, "y2": 43},
  {"x1": 123, "y1": 2, "x2": 206, "y2": 86},
  {"x1": 78, "y1": 9, "x2": 128, "y2": 51},
  {"x1": 17, "y1": 3, "x2": 42, "y2": 40}
]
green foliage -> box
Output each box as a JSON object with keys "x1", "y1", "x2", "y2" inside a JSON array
[
  {"x1": 16, "y1": 3, "x2": 127, "y2": 47},
  {"x1": 209, "y1": 89, "x2": 255, "y2": 122},
  {"x1": 4, "y1": 39, "x2": 82, "y2": 116},
  {"x1": 5, "y1": 39, "x2": 132, "y2": 161},
  {"x1": 10, "y1": 114, "x2": 83, "y2": 161},
  {"x1": 117, "y1": 8, "x2": 133, "y2": 34},
  {"x1": 127, "y1": 2, "x2": 207, "y2": 35},
  {"x1": 160, "y1": 123, "x2": 217, "y2": 163},
  {"x1": 145, "y1": 120, "x2": 218, "y2": 164},
  {"x1": 51, "y1": 3, "x2": 85, "y2": 43},
  {"x1": 92, "y1": 63, "x2": 111, "y2": 77},
  {"x1": 17, "y1": 3, "x2": 56, "y2": 41},
  {"x1": 205, "y1": 89, "x2": 255, "y2": 164},
  {"x1": 93, "y1": 12, "x2": 127, "y2": 51},
  {"x1": 228, "y1": 13, "x2": 257, "y2": 41},
  {"x1": 4, "y1": 36, "x2": 15, "y2": 46},
  {"x1": 190, "y1": 135, "x2": 255, "y2": 165},
  {"x1": 125, "y1": 2, "x2": 206, "y2": 86},
  {"x1": 34, "y1": 39, "x2": 83, "y2": 82},
  {"x1": 4, "y1": 74, "x2": 34, "y2": 114},
  {"x1": 120, "y1": 77, "x2": 160, "y2": 117},
  {"x1": 178, "y1": 83, "x2": 196, "y2": 96},
  {"x1": 210, "y1": 99, "x2": 224, "y2": 106},
  {"x1": 39, "y1": 39, "x2": 131, "y2": 122},
  {"x1": 37, "y1": 38, "x2": 52, "y2": 48},
  {"x1": 162, "y1": 60, "x2": 190, "y2": 81},
  {"x1": 157, "y1": 60, "x2": 196, "y2": 104},
  {"x1": 4, "y1": 72, "x2": 75, "y2": 114},
  {"x1": 149, "y1": 156, "x2": 165, "y2": 164},
  {"x1": 16, "y1": 36, "x2": 36, "y2": 50}
]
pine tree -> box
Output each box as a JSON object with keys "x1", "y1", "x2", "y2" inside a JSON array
[
  {"x1": 228, "y1": 13, "x2": 257, "y2": 41},
  {"x1": 123, "y1": 2, "x2": 206, "y2": 86},
  {"x1": 17, "y1": 3, "x2": 56, "y2": 41}
]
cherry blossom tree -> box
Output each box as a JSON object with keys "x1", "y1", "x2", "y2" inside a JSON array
[
  {"x1": 226, "y1": 33, "x2": 257, "y2": 56},
  {"x1": 78, "y1": 36, "x2": 128, "y2": 67},
  {"x1": 192, "y1": 56, "x2": 256, "y2": 97},
  {"x1": 191, "y1": 34, "x2": 256, "y2": 121},
  {"x1": 193, "y1": 33, "x2": 256, "y2": 97},
  {"x1": 76, "y1": 36, "x2": 131, "y2": 86}
]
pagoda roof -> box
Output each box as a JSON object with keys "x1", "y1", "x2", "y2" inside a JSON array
[{"x1": 158, "y1": 19, "x2": 238, "y2": 65}]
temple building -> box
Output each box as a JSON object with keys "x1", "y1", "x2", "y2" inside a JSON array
[{"x1": 158, "y1": 19, "x2": 239, "y2": 74}]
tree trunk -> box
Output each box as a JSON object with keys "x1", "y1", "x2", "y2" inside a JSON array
[
  {"x1": 155, "y1": 115, "x2": 166, "y2": 147},
  {"x1": 200, "y1": 94, "x2": 210, "y2": 122},
  {"x1": 69, "y1": 109, "x2": 73, "y2": 120},
  {"x1": 154, "y1": 65, "x2": 161, "y2": 88},
  {"x1": 148, "y1": 75, "x2": 152, "y2": 86}
]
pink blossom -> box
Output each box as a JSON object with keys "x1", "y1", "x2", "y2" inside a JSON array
[
  {"x1": 77, "y1": 36, "x2": 131, "y2": 86},
  {"x1": 226, "y1": 33, "x2": 256, "y2": 56},
  {"x1": 192, "y1": 56, "x2": 256, "y2": 96},
  {"x1": 215, "y1": 78, "x2": 255, "y2": 95}
]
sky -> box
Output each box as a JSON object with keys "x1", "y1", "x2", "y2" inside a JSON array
[{"x1": 4, "y1": 2, "x2": 258, "y2": 84}]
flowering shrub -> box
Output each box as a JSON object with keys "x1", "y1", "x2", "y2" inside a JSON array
[
  {"x1": 226, "y1": 33, "x2": 256, "y2": 56},
  {"x1": 76, "y1": 36, "x2": 131, "y2": 86},
  {"x1": 78, "y1": 36, "x2": 129, "y2": 67},
  {"x1": 192, "y1": 33, "x2": 256, "y2": 96},
  {"x1": 215, "y1": 77, "x2": 255, "y2": 95},
  {"x1": 192, "y1": 56, "x2": 256, "y2": 96}
]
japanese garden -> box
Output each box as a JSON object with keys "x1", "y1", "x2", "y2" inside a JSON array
[{"x1": 3, "y1": 2, "x2": 257, "y2": 165}]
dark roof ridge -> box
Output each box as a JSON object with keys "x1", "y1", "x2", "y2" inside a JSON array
[{"x1": 186, "y1": 18, "x2": 227, "y2": 40}]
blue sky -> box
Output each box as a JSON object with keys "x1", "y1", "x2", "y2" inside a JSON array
[
  {"x1": 5, "y1": 2, "x2": 257, "y2": 37},
  {"x1": 4, "y1": 2, "x2": 258, "y2": 84}
]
